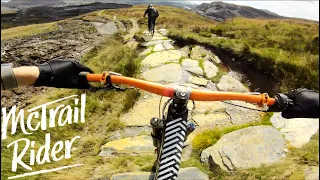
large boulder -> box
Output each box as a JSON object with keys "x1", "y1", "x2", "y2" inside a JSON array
[
  {"x1": 190, "y1": 46, "x2": 221, "y2": 63},
  {"x1": 110, "y1": 167, "x2": 209, "y2": 180},
  {"x1": 201, "y1": 126, "x2": 285, "y2": 171},
  {"x1": 217, "y1": 75, "x2": 249, "y2": 92},
  {"x1": 142, "y1": 64, "x2": 182, "y2": 83},
  {"x1": 270, "y1": 112, "x2": 319, "y2": 148},
  {"x1": 188, "y1": 76, "x2": 209, "y2": 86},
  {"x1": 99, "y1": 135, "x2": 154, "y2": 157},
  {"x1": 181, "y1": 59, "x2": 203, "y2": 75},
  {"x1": 204, "y1": 61, "x2": 218, "y2": 78}
]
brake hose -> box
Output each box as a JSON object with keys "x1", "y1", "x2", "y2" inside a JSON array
[{"x1": 222, "y1": 101, "x2": 266, "y2": 112}]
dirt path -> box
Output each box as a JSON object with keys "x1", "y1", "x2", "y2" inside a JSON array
[{"x1": 123, "y1": 19, "x2": 139, "y2": 42}]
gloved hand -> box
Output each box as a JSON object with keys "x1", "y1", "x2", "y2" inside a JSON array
[
  {"x1": 281, "y1": 88, "x2": 319, "y2": 118},
  {"x1": 34, "y1": 59, "x2": 93, "y2": 89}
]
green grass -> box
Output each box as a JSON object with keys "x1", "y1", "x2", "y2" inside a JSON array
[
  {"x1": 210, "y1": 71, "x2": 227, "y2": 83},
  {"x1": 168, "y1": 18, "x2": 319, "y2": 92},
  {"x1": 1, "y1": 22, "x2": 58, "y2": 40}
]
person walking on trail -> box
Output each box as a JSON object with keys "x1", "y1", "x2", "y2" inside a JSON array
[{"x1": 143, "y1": 4, "x2": 159, "y2": 33}]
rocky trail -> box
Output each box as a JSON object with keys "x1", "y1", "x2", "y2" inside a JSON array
[
  {"x1": 98, "y1": 29, "x2": 319, "y2": 179},
  {"x1": 1, "y1": 18, "x2": 318, "y2": 179}
]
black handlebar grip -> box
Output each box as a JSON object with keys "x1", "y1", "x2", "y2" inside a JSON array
[{"x1": 267, "y1": 93, "x2": 293, "y2": 112}]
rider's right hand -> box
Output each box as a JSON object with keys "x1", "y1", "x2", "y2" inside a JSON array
[
  {"x1": 268, "y1": 88, "x2": 319, "y2": 119},
  {"x1": 34, "y1": 59, "x2": 93, "y2": 89}
]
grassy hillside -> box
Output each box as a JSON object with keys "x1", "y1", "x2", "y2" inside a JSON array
[
  {"x1": 1, "y1": 22, "x2": 58, "y2": 40},
  {"x1": 82, "y1": 5, "x2": 319, "y2": 92},
  {"x1": 1, "y1": 4, "x2": 319, "y2": 180},
  {"x1": 168, "y1": 18, "x2": 319, "y2": 91},
  {"x1": 83, "y1": 5, "x2": 216, "y2": 30}
]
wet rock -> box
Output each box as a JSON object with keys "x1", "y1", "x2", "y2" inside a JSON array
[
  {"x1": 141, "y1": 50, "x2": 182, "y2": 68},
  {"x1": 201, "y1": 126, "x2": 285, "y2": 171},
  {"x1": 110, "y1": 167, "x2": 208, "y2": 180},
  {"x1": 217, "y1": 75, "x2": 249, "y2": 92},
  {"x1": 163, "y1": 41, "x2": 175, "y2": 50},
  {"x1": 189, "y1": 76, "x2": 209, "y2": 86},
  {"x1": 182, "y1": 59, "x2": 203, "y2": 75},
  {"x1": 142, "y1": 64, "x2": 182, "y2": 83},
  {"x1": 270, "y1": 112, "x2": 319, "y2": 148},
  {"x1": 305, "y1": 166, "x2": 319, "y2": 180},
  {"x1": 99, "y1": 135, "x2": 154, "y2": 157},
  {"x1": 153, "y1": 43, "x2": 165, "y2": 52},
  {"x1": 204, "y1": 61, "x2": 218, "y2": 78}
]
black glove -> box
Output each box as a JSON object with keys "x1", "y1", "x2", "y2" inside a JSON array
[
  {"x1": 281, "y1": 88, "x2": 319, "y2": 118},
  {"x1": 34, "y1": 59, "x2": 93, "y2": 89}
]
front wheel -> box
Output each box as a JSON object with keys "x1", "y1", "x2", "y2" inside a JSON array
[{"x1": 154, "y1": 112, "x2": 188, "y2": 179}]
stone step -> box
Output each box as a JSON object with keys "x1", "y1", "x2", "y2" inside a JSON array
[
  {"x1": 99, "y1": 135, "x2": 154, "y2": 157},
  {"x1": 110, "y1": 167, "x2": 208, "y2": 180}
]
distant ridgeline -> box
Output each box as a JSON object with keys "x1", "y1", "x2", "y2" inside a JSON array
[
  {"x1": 1, "y1": 2, "x2": 132, "y2": 29},
  {"x1": 194, "y1": 1, "x2": 282, "y2": 22}
]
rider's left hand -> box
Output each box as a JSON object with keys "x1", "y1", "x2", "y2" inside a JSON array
[{"x1": 34, "y1": 59, "x2": 93, "y2": 89}]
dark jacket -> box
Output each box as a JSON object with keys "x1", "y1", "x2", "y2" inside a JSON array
[{"x1": 144, "y1": 7, "x2": 159, "y2": 19}]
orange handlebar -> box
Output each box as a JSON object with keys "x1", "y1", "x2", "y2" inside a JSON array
[{"x1": 86, "y1": 74, "x2": 275, "y2": 106}]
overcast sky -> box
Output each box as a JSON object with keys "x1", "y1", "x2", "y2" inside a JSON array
[{"x1": 1, "y1": 0, "x2": 319, "y2": 21}]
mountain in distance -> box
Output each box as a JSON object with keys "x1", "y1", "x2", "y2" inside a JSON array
[
  {"x1": 63, "y1": 0, "x2": 126, "y2": 5},
  {"x1": 123, "y1": 0, "x2": 198, "y2": 9},
  {"x1": 2, "y1": 0, "x2": 67, "y2": 8},
  {"x1": 194, "y1": 1, "x2": 281, "y2": 22}
]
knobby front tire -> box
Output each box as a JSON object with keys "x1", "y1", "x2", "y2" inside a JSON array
[{"x1": 154, "y1": 117, "x2": 187, "y2": 180}]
